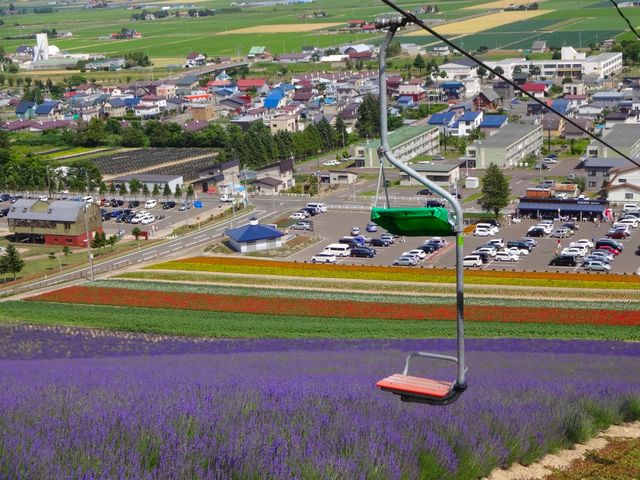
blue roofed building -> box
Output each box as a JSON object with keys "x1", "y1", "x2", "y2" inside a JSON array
[
  {"x1": 34, "y1": 101, "x2": 62, "y2": 120},
  {"x1": 478, "y1": 115, "x2": 508, "y2": 135},
  {"x1": 550, "y1": 99, "x2": 573, "y2": 117},
  {"x1": 440, "y1": 82, "x2": 465, "y2": 101},
  {"x1": 452, "y1": 110, "x2": 483, "y2": 137},
  {"x1": 123, "y1": 97, "x2": 141, "y2": 110},
  {"x1": 15, "y1": 101, "x2": 37, "y2": 120},
  {"x1": 226, "y1": 217, "x2": 285, "y2": 253},
  {"x1": 427, "y1": 111, "x2": 456, "y2": 133},
  {"x1": 397, "y1": 96, "x2": 415, "y2": 107},
  {"x1": 263, "y1": 92, "x2": 287, "y2": 109}
]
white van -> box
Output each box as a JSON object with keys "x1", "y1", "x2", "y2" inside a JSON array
[
  {"x1": 144, "y1": 199, "x2": 157, "y2": 209},
  {"x1": 623, "y1": 204, "x2": 639, "y2": 213},
  {"x1": 307, "y1": 202, "x2": 327, "y2": 213},
  {"x1": 476, "y1": 223, "x2": 498, "y2": 234},
  {"x1": 322, "y1": 243, "x2": 350, "y2": 256},
  {"x1": 81, "y1": 196, "x2": 93, "y2": 204}
]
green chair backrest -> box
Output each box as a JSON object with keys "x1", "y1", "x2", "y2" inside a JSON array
[{"x1": 371, "y1": 207, "x2": 456, "y2": 237}]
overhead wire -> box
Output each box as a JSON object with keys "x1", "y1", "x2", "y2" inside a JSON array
[{"x1": 376, "y1": 0, "x2": 640, "y2": 170}]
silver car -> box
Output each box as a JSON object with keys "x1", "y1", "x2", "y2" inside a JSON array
[{"x1": 393, "y1": 256, "x2": 418, "y2": 266}]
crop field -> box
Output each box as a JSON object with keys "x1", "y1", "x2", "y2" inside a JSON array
[
  {"x1": 0, "y1": 321, "x2": 638, "y2": 479},
  {"x1": 464, "y1": 0, "x2": 532, "y2": 9},
  {"x1": 225, "y1": 23, "x2": 344, "y2": 34},
  {"x1": 483, "y1": 18, "x2": 564, "y2": 33},
  {"x1": 404, "y1": 10, "x2": 551, "y2": 35}
]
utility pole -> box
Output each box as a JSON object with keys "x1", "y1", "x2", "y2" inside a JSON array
[{"x1": 83, "y1": 204, "x2": 95, "y2": 281}]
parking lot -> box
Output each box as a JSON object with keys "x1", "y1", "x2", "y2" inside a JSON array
[{"x1": 287, "y1": 211, "x2": 640, "y2": 274}]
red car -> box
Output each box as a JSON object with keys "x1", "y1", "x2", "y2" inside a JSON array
[
  {"x1": 607, "y1": 231, "x2": 628, "y2": 239},
  {"x1": 598, "y1": 245, "x2": 620, "y2": 256}
]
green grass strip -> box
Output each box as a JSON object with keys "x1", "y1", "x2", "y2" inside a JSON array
[
  {"x1": 96, "y1": 279, "x2": 640, "y2": 311},
  {"x1": 1, "y1": 302, "x2": 637, "y2": 340}
]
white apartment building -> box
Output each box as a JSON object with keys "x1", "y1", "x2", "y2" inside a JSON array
[{"x1": 485, "y1": 48, "x2": 622, "y2": 80}]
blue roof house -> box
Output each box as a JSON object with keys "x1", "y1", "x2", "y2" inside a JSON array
[
  {"x1": 550, "y1": 99, "x2": 573, "y2": 117},
  {"x1": 226, "y1": 217, "x2": 285, "y2": 253},
  {"x1": 478, "y1": 114, "x2": 508, "y2": 133},
  {"x1": 428, "y1": 111, "x2": 456, "y2": 133},
  {"x1": 440, "y1": 82, "x2": 465, "y2": 100},
  {"x1": 454, "y1": 110, "x2": 483, "y2": 137},
  {"x1": 15, "y1": 101, "x2": 37, "y2": 120},
  {"x1": 263, "y1": 92, "x2": 287, "y2": 109},
  {"x1": 34, "y1": 100, "x2": 62, "y2": 119}
]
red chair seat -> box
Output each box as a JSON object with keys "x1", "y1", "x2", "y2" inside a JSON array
[{"x1": 377, "y1": 374, "x2": 452, "y2": 398}]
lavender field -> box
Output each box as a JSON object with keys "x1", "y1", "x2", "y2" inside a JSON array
[{"x1": 1, "y1": 324, "x2": 639, "y2": 479}]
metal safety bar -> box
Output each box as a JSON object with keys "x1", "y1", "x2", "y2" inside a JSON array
[{"x1": 377, "y1": 17, "x2": 467, "y2": 396}]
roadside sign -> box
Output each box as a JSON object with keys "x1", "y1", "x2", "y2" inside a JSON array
[{"x1": 194, "y1": 201, "x2": 203, "y2": 208}]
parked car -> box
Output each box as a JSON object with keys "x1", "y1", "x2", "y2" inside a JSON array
[
  {"x1": 520, "y1": 238, "x2": 538, "y2": 247},
  {"x1": 163, "y1": 201, "x2": 176, "y2": 210},
  {"x1": 549, "y1": 255, "x2": 578, "y2": 267},
  {"x1": 495, "y1": 251, "x2": 519, "y2": 262},
  {"x1": 570, "y1": 239, "x2": 593, "y2": 249},
  {"x1": 597, "y1": 245, "x2": 620, "y2": 256},
  {"x1": 417, "y1": 189, "x2": 433, "y2": 195},
  {"x1": 178, "y1": 203, "x2": 192, "y2": 211},
  {"x1": 417, "y1": 244, "x2": 437, "y2": 254},
  {"x1": 583, "y1": 260, "x2": 611, "y2": 272},
  {"x1": 607, "y1": 231, "x2": 628, "y2": 240},
  {"x1": 110, "y1": 210, "x2": 124, "y2": 218},
  {"x1": 534, "y1": 163, "x2": 549, "y2": 170},
  {"x1": 475, "y1": 247, "x2": 497, "y2": 257},
  {"x1": 433, "y1": 155, "x2": 445, "y2": 161},
  {"x1": 301, "y1": 207, "x2": 318, "y2": 216},
  {"x1": 110, "y1": 199, "x2": 124, "y2": 207},
  {"x1": 370, "y1": 238, "x2": 390, "y2": 247},
  {"x1": 0, "y1": 193, "x2": 11, "y2": 202},
  {"x1": 353, "y1": 235, "x2": 371, "y2": 244},
  {"x1": 311, "y1": 252, "x2": 336, "y2": 264},
  {"x1": 351, "y1": 227, "x2": 360, "y2": 236},
  {"x1": 474, "y1": 228, "x2": 493, "y2": 237},
  {"x1": 11, "y1": 195, "x2": 23, "y2": 203},
  {"x1": 487, "y1": 238, "x2": 504, "y2": 248},
  {"x1": 583, "y1": 255, "x2": 612, "y2": 265},
  {"x1": 290, "y1": 212, "x2": 306, "y2": 220},
  {"x1": 562, "y1": 222, "x2": 579, "y2": 231},
  {"x1": 380, "y1": 233, "x2": 395, "y2": 244},
  {"x1": 128, "y1": 200, "x2": 140, "y2": 208},
  {"x1": 351, "y1": 247, "x2": 375, "y2": 258},
  {"x1": 403, "y1": 249, "x2": 427, "y2": 259},
  {"x1": 291, "y1": 222, "x2": 310, "y2": 230},
  {"x1": 590, "y1": 250, "x2": 615, "y2": 262},
  {"x1": 366, "y1": 222, "x2": 378, "y2": 232},
  {"x1": 470, "y1": 251, "x2": 490, "y2": 263},
  {"x1": 542, "y1": 157, "x2": 557, "y2": 164},
  {"x1": 526, "y1": 228, "x2": 545, "y2": 237},
  {"x1": 393, "y1": 256, "x2": 418, "y2": 266},
  {"x1": 463, "y1": 255, "x2": 483, "y2": 267},
  {"x1": 323, "y1": 160, "x2": 340, "y2": 167},
  {"x1": 0, "y1": 208, "x2": 9, "y2": 217},
  {"x1": 506, "y1": 247, "x2": 529, "y2": 256},
  {"x1": 141, "y1": 215, "x2": 155, "y2": 225}
]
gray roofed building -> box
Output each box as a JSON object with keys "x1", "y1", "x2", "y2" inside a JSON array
[
  {"x1": 112, "y1": 174, "x2": 183, "y2": 192},
  {"x1": 467, "y1": 124, "x2": 543, "y2": 169},
  {"x1": 587, "y1": 124, "x2": 640, "y2": 158},
  {"x1": 6, "y1": 199, "x2": 103, "y2": 246},
  {"x1": 531, "y1": 40, "x2": 547, "y2": 53}
]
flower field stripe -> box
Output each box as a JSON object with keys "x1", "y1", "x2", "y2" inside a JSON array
[
  {"x1": 116, "y1": 271, "x2": 640, "y2": 304},
  {"x1": 147, "y1": 256, "x2": 640, "y2": 289},
  {"x1": 96, "y1": 278, "x2": 640, "y2": 311},
  {"x1": 3, "y1": 302, "x2": 638, "y2": 340},
  {"x1": 26, "y1": 286, "x2": 640, "y2": 326}
]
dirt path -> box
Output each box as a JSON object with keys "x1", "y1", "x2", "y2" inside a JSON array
[{"x1": 485, "y1": 421, "x2": 640, "y2": 480}]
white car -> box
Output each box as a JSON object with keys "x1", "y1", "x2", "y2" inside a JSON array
[
  {"x1": 220, "y1": 195, "x2": 233, "y2": 202},
  {"x1": 615, "y1": 219, "x2": 637, "y2": 229},
  {"x1": 570, "y1": 239, "x2": 594, "y2": 249},
  {"x1": 38, "y1": 195, "x2": 48, "y2": 201},
  {"x1": 141, "y1": 215, "x2": 155, "y2": 225},
  {"x1": 290, "y1": 212, "x2": 306, "y2": 220},
  {"x1": 474, "y1": 228, "x2": 493, "y2": 237},
  {"x1": 561, "y1": 247, "x2": 586, "y2": 257},
  {"x1": 130, "y1": 215, "x2": 144, "y2": 224},
  {"x1": 403, "y1": 249, "x2": 427, "y2": 259},
  {"x1": 476, "y1": 247, "x2": 497, "y2": 257},
  {"x1": 535, "y1": 224, "x2": 553, "y2": 234},
  {"x1": 463, "y1": 255, "x2": 483, "y2": 267},
  {"x1": 393, "y1": 256, "x2": 418, "y2": 266},
  {"x1": 506, "y1": 247, "x2": 529, "y2": 256},
  {"x1": 495, "y1": 251, "x2": 519, "y2": 262},
  {"x1": 323, "y1": 160, "x2": 340, "y2": 167},
  {"x1": 487, "y1": 238, "x2": 504, "y2": 248},
  {"x1": 542, "y1": 157, "x2": 557, "y2": 164},
  {"x1": 311, "y1": 252, "x2": 336, "y2": 264},
  {"x1": 351, "y1": 227, "x2": 360, "y2": 236}
]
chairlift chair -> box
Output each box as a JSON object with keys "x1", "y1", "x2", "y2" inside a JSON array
[{"x1": 371, "y1": 16, "x2": 467, "y2": 406}]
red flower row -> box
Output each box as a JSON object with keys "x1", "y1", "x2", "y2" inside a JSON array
[{"x1": 27, "y1": 286, "x2": 640, "y2": 327}]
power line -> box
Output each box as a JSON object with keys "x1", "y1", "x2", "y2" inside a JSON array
[{"x1": 376, "y1": 0, "x2": 640, "y2": 169}]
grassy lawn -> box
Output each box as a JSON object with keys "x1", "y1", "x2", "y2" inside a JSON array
[{"x1": 463, "y1": 192, "x2": 482, "y2": 204}]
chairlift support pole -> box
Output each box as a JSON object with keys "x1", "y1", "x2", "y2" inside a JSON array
[{"x1": 376, "y1": 17, "x2": 466, "y2": 404}]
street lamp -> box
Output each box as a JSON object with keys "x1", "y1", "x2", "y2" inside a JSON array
[
  {"x1": 83, "y1": 204, "x2": 95, "y2": 282},
  {"x1": 45, "y1": 253, "x2": 62, "y2": 277}
]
